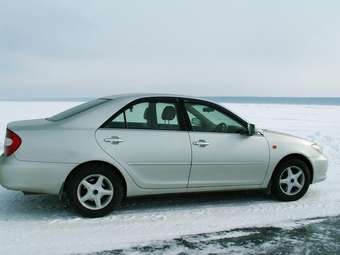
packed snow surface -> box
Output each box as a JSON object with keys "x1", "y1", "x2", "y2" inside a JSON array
[{"x1": 0, "y1": 101, "x2": 339, "y2": 255}]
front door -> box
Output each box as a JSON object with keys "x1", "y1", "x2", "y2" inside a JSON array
[
  {"x1": 96, "y1": 98, "x2": 191, "y2": 189},
  {"x1": 183, "y1": 100, "x2": 269, "y2": 187}
]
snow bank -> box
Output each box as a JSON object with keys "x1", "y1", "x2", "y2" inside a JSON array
[{"x1": 0, "y1": 102, "x2": 339, "y2": 255}]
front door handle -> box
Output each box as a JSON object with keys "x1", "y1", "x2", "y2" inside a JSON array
[
  {"x1": 104, "y1": 136, "x2": 124, "y2": 145},
  {"x1": 193, "y1": 139, "x2": 210, "y2": 147}
]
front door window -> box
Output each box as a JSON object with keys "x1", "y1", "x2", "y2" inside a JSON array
[{"x1": 184, "y1": 102, "x2": 247, "y2": 133}]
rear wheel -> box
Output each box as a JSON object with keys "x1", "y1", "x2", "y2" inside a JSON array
[
  {"x1": 67, "y1": 164, "x2": 124, "y2": 218},
  {"x1": 272, "y1": 158, "x2": 311, "y2": 201}
]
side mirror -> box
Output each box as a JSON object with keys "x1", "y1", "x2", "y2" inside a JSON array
[{"x1": 248, "y1": 123, "x2": 256, "y2": 136}]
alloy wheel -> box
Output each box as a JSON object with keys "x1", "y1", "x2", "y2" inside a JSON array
[
  {"x1": 279, "y1": 166, "x2": 305, "y2": 196},
  {"x1": 77, "y1": 174, "x2": 114, "y2": 210}
]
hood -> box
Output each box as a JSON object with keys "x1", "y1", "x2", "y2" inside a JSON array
[{"x1": 262, "y1": 129, "x2": 313, "y2": 145}]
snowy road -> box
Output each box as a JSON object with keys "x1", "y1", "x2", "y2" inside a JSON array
[
  {"x1": 89, "y1": 216, "x2": 340, "y2": 255},
  {"x1": 0, "y1": 102, "x2": 339, "y2": 255}
]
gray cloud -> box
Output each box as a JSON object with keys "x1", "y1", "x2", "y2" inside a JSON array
[{"x1": 1, "y1": 0, "x2": 340, "y2": 98}]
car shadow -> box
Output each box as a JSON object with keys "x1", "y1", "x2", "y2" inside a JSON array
[
  {"x1": 0, "y1": 189, "x2": 72, "y2": 220},
  {"x1": 0, "y1": 188, "x2": 271, "y2": 220},
  {"x1": 119, "y1": 189, "x2": 270, "y2": 213}
]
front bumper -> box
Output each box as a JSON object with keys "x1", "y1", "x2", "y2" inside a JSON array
[
  {"x1": 310, "y1": 153, "x2": 328, "y2": 184},
  {"x1": 0, "y1": 154, "x2": 76, "y2": 195}
]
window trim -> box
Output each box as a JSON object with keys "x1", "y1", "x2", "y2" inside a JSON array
[
  {"x1": 100, "y1": 97, "x2": 186, "y2": 131},
  {"x1": 179, "y1": 98, "x2": 248, "y2": 133}
]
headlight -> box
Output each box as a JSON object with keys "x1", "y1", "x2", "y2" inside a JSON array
[{"x1": 311, "y1": 143, "x2": 323, "y2": 154}]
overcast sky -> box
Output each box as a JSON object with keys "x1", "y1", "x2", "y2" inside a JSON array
[{"x1": 1, "y1": 0, "x2": 340, "y2": 98}]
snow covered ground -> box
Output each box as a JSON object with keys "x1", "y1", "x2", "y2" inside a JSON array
[
  {"x1": 0, "y1": 101, "x2": 339, "y2": 255},
  {"x1": 90, "y1": 216, "x2": 340, "y2": 254}
]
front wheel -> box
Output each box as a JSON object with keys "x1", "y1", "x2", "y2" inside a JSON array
[
  {"x1": 271, "y1": 158, "x2": 311, "y2": 201},
  {"x1": 67, "y1": 165, "x2": 124, "y2": 218}
]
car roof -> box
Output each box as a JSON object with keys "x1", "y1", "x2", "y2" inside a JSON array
[{"x1": 104, "y1": 93, "x2": 206, "y2": 101}]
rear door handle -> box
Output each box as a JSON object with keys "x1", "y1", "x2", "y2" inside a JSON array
[
  {"x1": 104, "y1": 136, "x2": 124, "y2": 144},
  {"x1": 193, "y1": 139, "x2": 210, "y2": 147}
]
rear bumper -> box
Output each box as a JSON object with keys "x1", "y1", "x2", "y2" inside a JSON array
[
  {"x1": 0, "y1": 154, "x2": 76, "y2": 195},
  {"x1": 310, "y1": 154, "x2": 328, "y2": 184}
]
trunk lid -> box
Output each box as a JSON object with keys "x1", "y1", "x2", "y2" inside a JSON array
[{"x1": 8, "y1": 118, "x2": 53, "y2": 131}]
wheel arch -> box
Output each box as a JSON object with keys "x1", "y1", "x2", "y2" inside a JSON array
[
  {"x1": 271, "y1": 153, "x2": 314, "y2": 184},
  {"x1": 61, "y1": 160, "x2": 127, "y2": 199}
]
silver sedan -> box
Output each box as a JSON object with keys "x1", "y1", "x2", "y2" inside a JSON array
[{"x1": 0, "y1": 94, "x2": 328, "y2": 217}]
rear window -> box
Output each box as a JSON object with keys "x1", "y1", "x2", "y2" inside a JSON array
[{"x1": 47, "y1": 99, "x2": 109, "y2": 121}]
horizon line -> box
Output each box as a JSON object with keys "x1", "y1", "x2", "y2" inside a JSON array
[{"x1": 1, "y1": 96, "x2": 340, "y2": 101}]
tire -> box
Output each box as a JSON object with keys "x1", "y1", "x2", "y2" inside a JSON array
[
  {"x1": 271, "y1": 158, "x2": 311, "y2": 201},
  {"x1": 67, "y1": 164, "x2": 124, "y2": 218}
]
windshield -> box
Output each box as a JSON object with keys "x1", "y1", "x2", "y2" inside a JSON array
[{"x1": 47, "y1": 98, "x2": 109, "y2": 121}]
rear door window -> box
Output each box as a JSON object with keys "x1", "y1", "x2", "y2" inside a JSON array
[
  {"x1": 125, "y1": 102, "x2": 152, "y2": 129},
  {"x1": 104, "y1": 99, "x2": 182, "y2": 131},
  {"x1": 155, "y1": 102, "x2": 180, "y2": 130}
]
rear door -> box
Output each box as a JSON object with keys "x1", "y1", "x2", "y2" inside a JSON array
[{"x1": 96, "y1": 97, "x2": 192, "y2": 189}]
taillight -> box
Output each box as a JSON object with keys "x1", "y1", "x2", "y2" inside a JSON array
[{"x1": 4, "y1": 129, "x2": 22, "y2": 157}]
